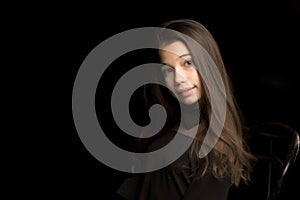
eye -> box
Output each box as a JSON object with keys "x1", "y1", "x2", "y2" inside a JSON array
[
  {"x1": 164, "y1": 68, "x2": 174, "y2": 74},
  {"x1": 184, "y1": 59, "x2": 193, "y2": 67},
  {"x1": 162, "y1": 66, "x2": 174, "y2": 76}
]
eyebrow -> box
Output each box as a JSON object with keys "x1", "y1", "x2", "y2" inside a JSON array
[
  {"x1": 160, "y1": 53, "x2": 192, "y2": 67},
  {"x1": 179, "y1": 53, "x2": 191, "y2": 58}
]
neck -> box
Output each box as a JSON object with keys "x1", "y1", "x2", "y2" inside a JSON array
[{"x1": 180, "y1": 102, "x2": 201, "y2": 130}]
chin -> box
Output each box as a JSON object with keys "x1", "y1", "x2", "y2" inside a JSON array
[
  {"x1": 179, "y1": 96, "x2": 199, "y2": 105},
  {"x1": 182, "y1": 101, "x2": 198, "y2": 105}
]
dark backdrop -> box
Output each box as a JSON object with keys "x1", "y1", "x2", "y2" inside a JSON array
[{"x1": 31, "y1": 0, "x2": 300, "y2": 199}]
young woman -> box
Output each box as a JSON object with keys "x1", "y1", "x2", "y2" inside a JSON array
[{"x1": 117, "y1": 19, "x2": 256, "y2": 200}]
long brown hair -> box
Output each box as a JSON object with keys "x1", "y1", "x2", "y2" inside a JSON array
[{"x1": 143, "y1": 19, "x2": 256, "y2": 186}]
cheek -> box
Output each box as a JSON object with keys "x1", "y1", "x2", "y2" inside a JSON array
[
  {"x1": 190, "y1": 69, "x2": 201, "y2": 85},
  {"x1": 164, "y1": 75, "x2": 174, "y2": 88},
  {"x1": 193, "y1": 74, "x2": 201, "y2": 85}
]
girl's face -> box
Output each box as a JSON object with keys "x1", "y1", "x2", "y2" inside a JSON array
[{"x1": 159, "y1": 41, "x2": 202, "y2": 105}]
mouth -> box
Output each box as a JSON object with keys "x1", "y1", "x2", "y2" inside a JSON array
[{"x1": 176, "y1": 86, "x2": 196, "y2": 97}]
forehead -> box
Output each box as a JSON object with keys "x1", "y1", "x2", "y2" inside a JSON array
[{"x1": 159, "y1": 41, "x2": 189, "y2": 58}]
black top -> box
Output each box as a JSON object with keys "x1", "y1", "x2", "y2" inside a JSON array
[{"x1": 116, "y1": 128, "x2": 231, "y2": 200}]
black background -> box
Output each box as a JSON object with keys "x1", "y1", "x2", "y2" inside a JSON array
[{"x1": 13, "y1": 0, "x2": 299, "y2": 199}]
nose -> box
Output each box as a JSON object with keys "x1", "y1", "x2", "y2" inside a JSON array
[{"x1": 174, "y1": 67, "x2": 186, "y2": 84}]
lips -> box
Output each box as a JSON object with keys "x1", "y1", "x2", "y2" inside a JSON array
[{"x1": 176, "y1": 86, "x2": 196, "y2": 97}]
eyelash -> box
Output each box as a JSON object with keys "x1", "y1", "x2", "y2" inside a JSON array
[
  {"x1": 163, "y1": 67, "x2": 174, "y2": 75},
  {"x1": 162, "y1": 59, "x2": 193, "y2": 75},
  {"x1": 184, "y1": 60, "x2": 193, "y2": 67}
]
